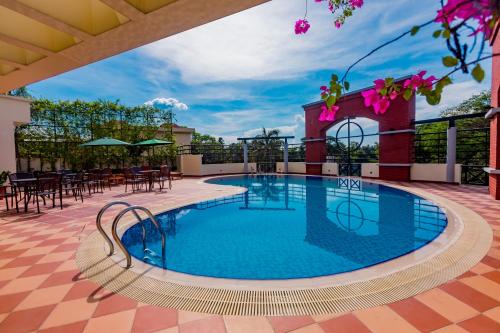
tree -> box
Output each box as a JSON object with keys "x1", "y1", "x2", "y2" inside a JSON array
[
  {"x1": 250, "y1": 128, "x2": 283, "y2": 171},
  {"x1": 440, "y1": 90, "x2": 491, "y2": 116},
  {"x1": 8, "y1": 86, "x2": 31, "y2": 98}
]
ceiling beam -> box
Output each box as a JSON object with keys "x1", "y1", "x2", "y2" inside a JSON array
[
  {"x1": 100, "y1": 0, "x2": 145, "y2": 20},
  {"x1": 0, "y1": 58, "x2": 26, "y2": 68},
  {"x1": 0, "y1": 32, "x2": 55, "y2": 57},
  {"x1": 0, "y1": 0, "x2": 91, "y2": 41}
]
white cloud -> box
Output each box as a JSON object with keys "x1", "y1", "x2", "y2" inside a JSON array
[
  {"x1": 139, "y1": 0, "x2": 437, "y2": 85},
  {"x1": 144, "y1": 97, "x2": 188, "y2": 111},
  {"x1": 416, "y1": 79, "x2": 490, "y2": 120}
]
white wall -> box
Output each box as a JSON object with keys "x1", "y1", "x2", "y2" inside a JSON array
[
  {"x1": 322, "y1": 163, "x2": 339, "y2": 176},
  {"x1": 361, "y1": 163, "x2": 379, "y2": 178},
  {"x1": 178, "y1": 154, "x2": 257, "y2": 176},
  {"x1": 173, "y1": 132, "x2": 193, "y2": 146},
  {"x1": 201, "y1": 163, "x2": 256, "y2": 176},
  {"x1": 411, "y1": 164, "x2": 462, "y2": 183},
  {"x1": 276, "y1": 162, "x2": 306, "y2": 174},
  {"x1": 0, "y1": 96, "x2": 31, "y2": 173}
]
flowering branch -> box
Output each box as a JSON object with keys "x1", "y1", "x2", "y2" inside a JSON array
[{"x1": 294, "y1": 0, "x2": 499, "y2": 122}]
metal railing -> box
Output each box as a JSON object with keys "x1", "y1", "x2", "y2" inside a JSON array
[{"x1": 96, "y1": 202, "x2": 166, "y2": 269}]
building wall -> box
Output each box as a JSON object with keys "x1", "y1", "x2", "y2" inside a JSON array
[
  {"x1": 411, "y1": 164, "x2": 461, "y2": 183},
  {"x1": 276, "y1": 162, "x2": 306, "y2": 174},
  {"x1": 173, "y1": 132, "x2": 193, "y2": 146},
  {"x1": 322, "y1": 163, "x2": 339, "y2": 176},
  {"x1": 361, "y1": 163, "x2": 379, "y2": 178},
  {"x1": 0, "y1": 96, "x2": 31, "y2": 173},
  {"x1": 489, "y1": 24, "x2": 500, "y2": 199}
]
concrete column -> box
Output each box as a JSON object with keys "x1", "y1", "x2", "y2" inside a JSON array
[
  {"x1": 243, "y1": 141, "x2": 248, "y2": 173},
  {"x1": 284, "y1": 139, "x2": 289, "y2": 174},
  {"x1": 0, "y1": 96, "x2": 31, "y2": 173},
  {"x1": 446, "y1": 121, "x2": 457, "y2": 183}
]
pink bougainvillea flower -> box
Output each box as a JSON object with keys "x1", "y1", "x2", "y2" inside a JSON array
[
  {"x1": 436, "y1": 0, "x2": 494, "y2": 37},
  {"x1": 404, "y1": 71, "x2": 436, "y2": 91},
  {"x1": 374, "y1": 79, "x2": 385, "y2": 92},
  {"x1": 373, "y1": 97, "x2": 390, "y2": 115},
  {"x1": 334, "y1": 20, "x2": 342, "y2": 29},
  {"x1": 318, "y1": 104, "x2": 339, "y2": 122},
  {"x1": 361, "y1": 89, "x2": 379, "y2": 107},
  {"x1": 350, "y1": 0, "x2": 364, "y2": 8},
  {"x1": 294, "y1": 19, "x2": 310, "y2": 34}
]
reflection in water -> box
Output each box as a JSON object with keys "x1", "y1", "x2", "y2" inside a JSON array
[{"x1": 122, "y1": 175, "x2": 447, "y2": 279}]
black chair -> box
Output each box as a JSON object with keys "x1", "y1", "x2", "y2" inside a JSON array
[
  {"x1": 66, "y1": 172, "x2": 85, "y2": 202},
  {"x1": 9, "y1": 173, "x2": 35, "y2": 212},
  {"x1": 1, "y1": 185, "x2": 18, "y2": 212},
  {"x1": 157, "y1": 165, "x2": 172, "y2": 191},
  {"x1": 35, "y1": 174, "x2": 63, "y2": 213},
  {"x1": 124, "y1": 168, "x2": 145, "y2": 193}
]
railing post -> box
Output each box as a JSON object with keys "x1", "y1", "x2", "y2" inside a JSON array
[
  {"x1": 446, "y1": 119, "x2": 457, "y2": 183},
  {"x1": 243, "y1": 141, "x2": 248, "y2": 173},
  {"x1": 284, "y1": 139, "x2": 289, "y2": 174}
]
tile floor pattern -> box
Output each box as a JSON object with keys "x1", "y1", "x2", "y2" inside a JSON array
[{"x1": 0, "y1": 179, "x2": 499, "y2": 333}]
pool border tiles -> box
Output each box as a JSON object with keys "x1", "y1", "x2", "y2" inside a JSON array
[{"x1": 75, "y1": 176, "x2": 492, "y2": 316}]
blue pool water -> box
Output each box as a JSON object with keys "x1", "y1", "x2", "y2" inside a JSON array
[{"x1": 121, "y1": 175, "x2": 447, "y2": 280}]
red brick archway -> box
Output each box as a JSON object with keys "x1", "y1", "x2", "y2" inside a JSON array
[{"x1": 303, "y1": 79, "x2": 416, "y2": 181}]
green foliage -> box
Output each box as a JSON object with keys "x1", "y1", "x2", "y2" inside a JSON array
[
  {"x1": 471, "y1": 64, "x2": 485, "y2": 83},
  {"x1": 0, "y1": 171, "x2": 9, "y2": 186},
  {"x1": 8, "y1": 86, "x2": 31, "y2": 98},
  {"x1": 416, "y1": 91, "x2": 491, "y2": 164},
  {"x1": 440, "y1": 90, "x2": 490, "y2": 117},
  {"x1": 16, "y1": 98, "x2": 175, "y2": 170},
  {"x1": 410, "y1": 26, "x2": 420, "y2": 36},
  {"x1": 442, "y1": 56, "x2": 458, "y2": 67},
  {"x1": 192, "y1": 132, "x2": 223, "y2": 146}
]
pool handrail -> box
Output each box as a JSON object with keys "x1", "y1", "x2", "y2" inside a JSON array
[
  {"x1": 111, "y1": 205, "x2": 166, "y2": 269},
  {"x1": 96, "y1": 201, "x2": 145, "y2": 256}
]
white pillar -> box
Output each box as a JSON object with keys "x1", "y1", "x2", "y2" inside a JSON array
[
  {"x1": 446, "y1": 122, "x2": 457, "y2": 183},
  {"x1": 284, "y1": 139, "x2": 289, "y2": 174},
  {"x1": 0, "y1": 96, "x2": 31, "y2": 173},
  {"x1": 243, "y1": 141, "x2": 248, "y2": 173}
]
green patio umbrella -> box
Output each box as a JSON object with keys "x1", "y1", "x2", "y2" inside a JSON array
[
  {"x1": 80, "y1": 137, "x2": 131, "y2": 168},
  {"x1": 80, "y1": 137, "x2": 131, "y2": 147},
  {"x1": 132, "y1": 138, "x2": 173, "y2": 147},
  {"x1": 133, "y1": 139, "x2": 173, "y2": 165}
]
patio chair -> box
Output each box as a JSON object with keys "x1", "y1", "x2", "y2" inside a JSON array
[
  {"x1": 35, "y1": 174, "x2": 63, "y2": 213},
  {"x1": 1, "y1": 185, "x2": 18, "y2": 212},
  {"x1": 157, "y1": 165, "x2": 172, "y2": 191},
  {"x1": 101, "y1": 168, "x2": 113, "y2": 190},
  {"x1": 124, "y1": 168, "x2": 145, "y2": 193},
  {"x1": 85, "y1": 171, "x2": 104, "y2": 194},
  {"x1": 8, "y1": 172, "x2": 34, "y2": 206},
  {"x1": 66, "y1": 172, "x2": 85, "y2": 202}
]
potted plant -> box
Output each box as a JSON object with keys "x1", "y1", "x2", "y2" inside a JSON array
[{"x1": 0, "y1": 171, "x2": 9, "y2": 197}]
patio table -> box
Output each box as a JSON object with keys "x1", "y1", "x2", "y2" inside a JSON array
[
  {"x1": 11, "y1": 178, "x2": 57, "y2": 212},
  {"x1": 139, "y1": 170, "x2": 159, "y2": 192}
]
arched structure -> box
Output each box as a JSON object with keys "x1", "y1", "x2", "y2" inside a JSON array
[{"x1": 303, "y1": 79, "x2": 416, "y2": 181}]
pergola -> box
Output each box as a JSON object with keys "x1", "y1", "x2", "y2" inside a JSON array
[{"x1": 237, "y1": 135, "x2": 294, "y2": 173}]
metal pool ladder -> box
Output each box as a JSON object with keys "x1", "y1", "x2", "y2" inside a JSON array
[{"x1": 96, "y1": 201, "x2": 166, "y2": 269}]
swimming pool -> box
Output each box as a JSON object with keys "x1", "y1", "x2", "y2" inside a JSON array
[{"x1": 121, "y1": 175, "x2": 447, "y2": 280}]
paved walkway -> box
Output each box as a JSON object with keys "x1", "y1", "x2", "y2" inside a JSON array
[{"x1": 0, "y1": 179, "x2": 499, "y2": 333}]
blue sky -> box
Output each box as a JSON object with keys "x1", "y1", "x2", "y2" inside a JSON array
[{"x1": 27, "y1": 0, "x2": 491, "y2": 143}]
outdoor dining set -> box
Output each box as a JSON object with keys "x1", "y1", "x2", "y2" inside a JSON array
[{"x1": 1, "y1": 165, "x2": 176, "y2": 214}]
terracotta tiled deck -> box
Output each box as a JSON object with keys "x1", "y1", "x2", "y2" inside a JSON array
[{"x1": 0, "y1": 179, "x2": 499, "y2": 333}]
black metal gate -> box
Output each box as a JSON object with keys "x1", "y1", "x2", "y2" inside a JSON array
[{"x1": 329, "y1": 118, "x2": 367, "y2": 177}]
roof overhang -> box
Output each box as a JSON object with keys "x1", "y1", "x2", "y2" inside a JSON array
[{"x1": 0, "y1": 0, "x2": 269, "y2": 93}]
